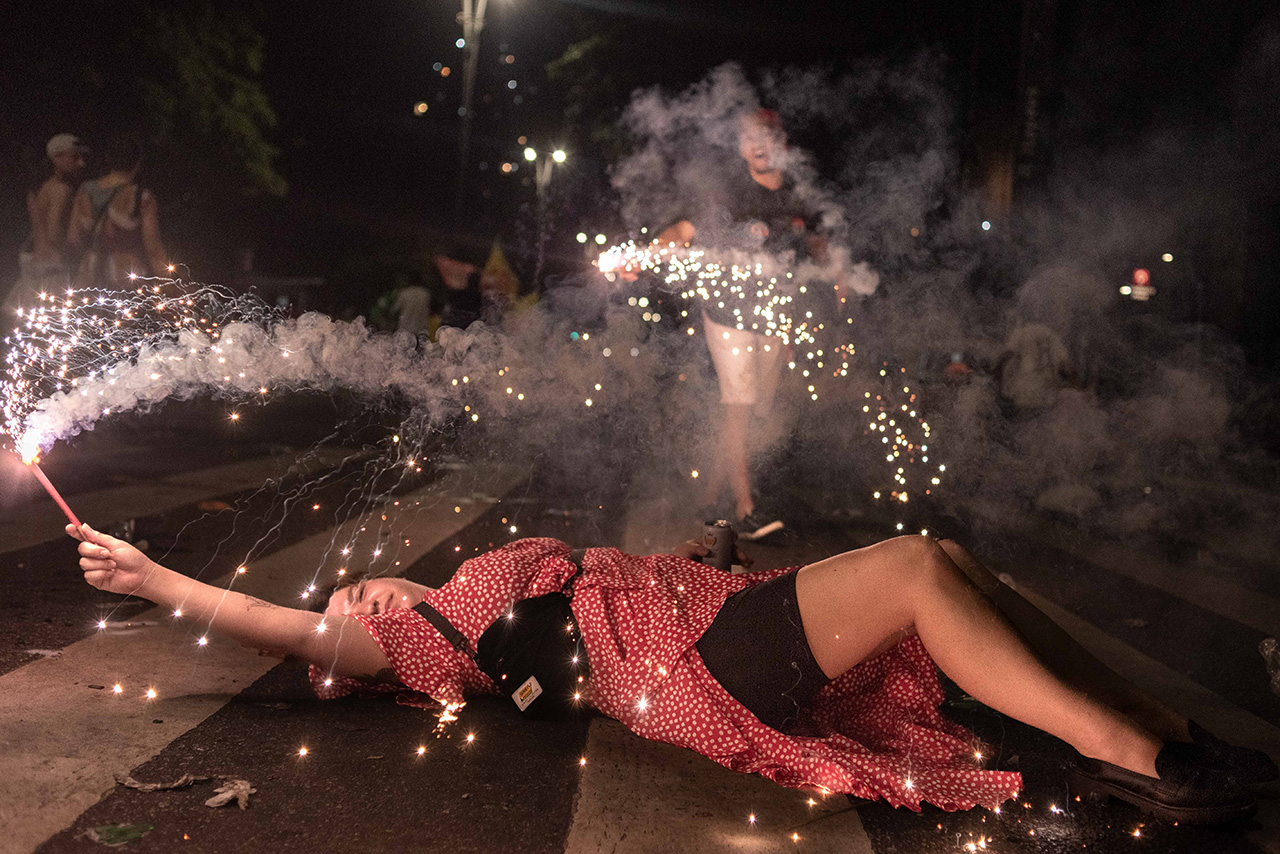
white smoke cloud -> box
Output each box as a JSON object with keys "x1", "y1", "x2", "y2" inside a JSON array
[
  {"x1": 11, "y1": 43, "x2": 1275, "y2": 547},
  {"x1": 602, "y1": 53, "x2": 1268, "y2": 542}
]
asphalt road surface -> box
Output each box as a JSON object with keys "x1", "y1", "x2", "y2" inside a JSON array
[{"x1": 1, "y1": 401, "x2": 1277, "y2": 853}]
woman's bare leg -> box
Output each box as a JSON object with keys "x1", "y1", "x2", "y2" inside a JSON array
[
  {"x1": 701, "y1": 403, "x2": 754, "y2": 518},
  {"x1": 936, "y1": 539, "x2": 1191, "y2": 743},
  {"x1": 795, "y1": 536, "x2": 1162, "y2": 776}
]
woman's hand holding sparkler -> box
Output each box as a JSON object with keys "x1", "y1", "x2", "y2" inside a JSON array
[
  {"x1": 67, "y1": 523, "x2": 157, "y2": 596},
  {"x1": 65, "y1": 521, "x2": 393, "y2": 678}
]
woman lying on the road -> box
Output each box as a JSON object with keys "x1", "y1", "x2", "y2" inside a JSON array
[{"x1": 68, "y1": 522, "x2": 1274, "y2": 825}]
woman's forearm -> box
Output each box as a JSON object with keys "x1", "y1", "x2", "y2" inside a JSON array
[
  {"x1": 138, "y1": 563, "x2": 390, "y2": 678},
  {"x1": 141, "y1": 563, "x2": 320, "y2": 655}
]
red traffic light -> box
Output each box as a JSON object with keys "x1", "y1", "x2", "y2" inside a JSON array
[{"x1": 1133, "y1": 268, "x2": 1151, "y2": 286}]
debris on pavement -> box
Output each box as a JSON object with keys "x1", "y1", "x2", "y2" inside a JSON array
[
  {"x1": 197, "y1": 500, "x2": 234, "y2": 512},
  {"x1": 86, "y1": 823, "x2": 153, "y2": 846},
  {"x1": 205, "y1": 779, "x2": 257, "y2": 810},
  {"x1": 1262, "y1": 638, "x2": 1280, "y2": 695},
  {"x1": 115, "y1": 773, "x2": 210, "y2": 792}
]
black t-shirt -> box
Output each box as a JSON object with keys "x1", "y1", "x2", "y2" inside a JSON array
[
  {"x1": 682, "y1": 171, "x2": 819, "y2": 327},
  {"x1": 723, "y1": 173, "x2": 815, "y2": 255}
]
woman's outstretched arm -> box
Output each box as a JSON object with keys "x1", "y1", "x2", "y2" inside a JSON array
[{"x1": 69, "y1": 523, "x2": 390, "y2": 679}]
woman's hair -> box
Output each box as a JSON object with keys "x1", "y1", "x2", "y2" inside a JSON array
[
  {"x1": 749, "y1": 107, "x2": 784, "y2": 132},
  {"x1": 103, "y1": 132, "x2": 145, "y2": 172},
  {"x1": 306, "y1": 570, "x2": 369, "y2": 614}
]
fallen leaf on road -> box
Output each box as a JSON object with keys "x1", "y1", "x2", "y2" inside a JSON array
[
  {"x1": 206, "y1": 779, "x2": 256, "y2": 810},
  {"x1": 198, "y1": 500, "x2": 234, "y2": 512},
  {"x1": 116, "y1": 773, "x2": 210, "y2": 792},
  {"x1": 86, "y1": 823, "x2": 153, "y2": 846},
  {"x1": 1263, "y1": 638, "x2": 1280, "y2": 695}
]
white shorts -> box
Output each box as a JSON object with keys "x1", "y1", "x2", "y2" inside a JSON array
[{"x1": 703, "y1": 314, "x2": 784, "y2": 407}]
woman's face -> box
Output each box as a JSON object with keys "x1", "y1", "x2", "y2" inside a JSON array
[
  {"x1": 738, "y1": 116, "x2": 785, "y2": 174},
  {"x1": 325, "y1": 577, "x2": 425, "y2": 618}
]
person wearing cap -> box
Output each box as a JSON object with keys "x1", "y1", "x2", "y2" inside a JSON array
[{"x1": 27, "y1": 133, "x2": 89, "y2": 275}]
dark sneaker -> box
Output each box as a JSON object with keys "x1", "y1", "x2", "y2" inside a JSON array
[
  {"x1": 1188, "y1": 720, "x2": 1279, "y2": 785},
  {"x1": 737, "y1": 511, "x2": 784, "y2": 541},
  {"x1": 1069, "y1": 743, "x2": 1256, "y2": 825}
]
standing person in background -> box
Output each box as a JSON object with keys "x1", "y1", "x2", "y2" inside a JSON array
[
  {"x1": 67, "y1": 132, "x2": 169, "y2": 289},
  {"x1": 997, "y1": 312, "x2": 1082, "y2": 413},
  {"x1": 23, "y1": 133, "x2": 89, "y2": 283},
  {"x1": 654, "y1": 109, "x2": 826, "y2": 541},
  {"x1": 434, "y1": 254, "x2": 487, "y2": 330},
  {"x1": 434, "y1": 246, "x2": 522, "y2": 331},
  {"x1": 393, "y1": 284, "x2": 432, "y2": 336}
]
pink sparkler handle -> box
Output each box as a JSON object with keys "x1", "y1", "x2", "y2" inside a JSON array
[{"x1": 28, "y1": 461, "x2": 83, "y2": 529}]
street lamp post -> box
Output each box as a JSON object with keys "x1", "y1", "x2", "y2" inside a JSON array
[
  {"x1": 527, "y1": 147, "x2": 566, "y2": 285},
  {"x1": 456, "y1": 0, "x2": 489, "y2": 213}
]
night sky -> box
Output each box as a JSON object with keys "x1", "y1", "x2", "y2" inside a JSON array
[
  {"x1": 250, "y1": 0, "x2": 981, "y2": 266},
  {"x1": 2, "y1": 0, "x2": 1276, "y2": 355}
]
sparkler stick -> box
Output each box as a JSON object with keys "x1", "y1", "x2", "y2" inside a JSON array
[{"x1": 27, "y1": 460, "x2": 82, "y2": 528}]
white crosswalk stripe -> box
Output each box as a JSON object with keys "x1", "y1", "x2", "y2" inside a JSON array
[
  {"x1": 0, "y1": 447, "x2": 363, "y2": 553},
  {"x1": 0, "y1": 459, "x2": 526, "y2": 854},
  {"x1": 1017, "y1": 587, "x2": 1280, "y2": 853},
  {"x1": 3, "y1": 458, "x2": 1278, "y2": 852},
  {"x1": 567, "y1": 718, "x2": 873, "y2": 854}
]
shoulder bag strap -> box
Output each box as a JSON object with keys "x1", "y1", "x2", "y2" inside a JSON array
[
  {"x1": 85, "y1": 184, "x2": 126, "y2": 248},
  {"x1": 412, "y1": 600, "x2": 477, "y2": 659},
  {"x1": 411, "y1": 547, "x2": 588, "y2": 656}
]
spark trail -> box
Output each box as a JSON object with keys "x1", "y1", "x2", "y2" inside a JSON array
[{"x1": 598, "y1": 241, "x2": 944, "y2": 510}]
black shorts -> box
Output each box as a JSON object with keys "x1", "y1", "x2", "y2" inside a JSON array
[{"x1": 695, "y1": 569, "x2": 830, "y2": 732}]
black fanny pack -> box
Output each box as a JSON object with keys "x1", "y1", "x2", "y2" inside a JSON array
[{"x1": 413, "y1": 549, "x2": 590, "y2": 720}]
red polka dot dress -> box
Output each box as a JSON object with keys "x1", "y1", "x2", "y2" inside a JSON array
[{"x1": 312, "y1": 537, "x2": 1022, "y2": 812}]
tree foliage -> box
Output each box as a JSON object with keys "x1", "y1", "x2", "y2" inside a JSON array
[
  {"x1": 136, "y1": 1, "x2": 286, "y2": 197},
  {"x1": 0, "y1": 0, "x2": 285, "y2": 278},
  {"x1": 1, "y1": 0, "x2": 284, "y2": 197}
]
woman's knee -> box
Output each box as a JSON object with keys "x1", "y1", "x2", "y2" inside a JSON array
[
  {"x1": 887, "y1": 535, "x2": 962, "y2": 595},
  {"x1": 936, "y1": 538, "x2": 973, "y2": 566}
]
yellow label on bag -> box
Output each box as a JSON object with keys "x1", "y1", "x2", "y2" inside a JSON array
[{"x1": 512, "y1": 676, "x2": 543, "y2": 711}]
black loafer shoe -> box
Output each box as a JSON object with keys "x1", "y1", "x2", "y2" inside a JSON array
[
  {"x1": 1188, "y1": 720, "x2": 1279, "y2": 785},
  {"x1": 1069, "y1": 742, "x2": 1256, "y2": 825}
]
